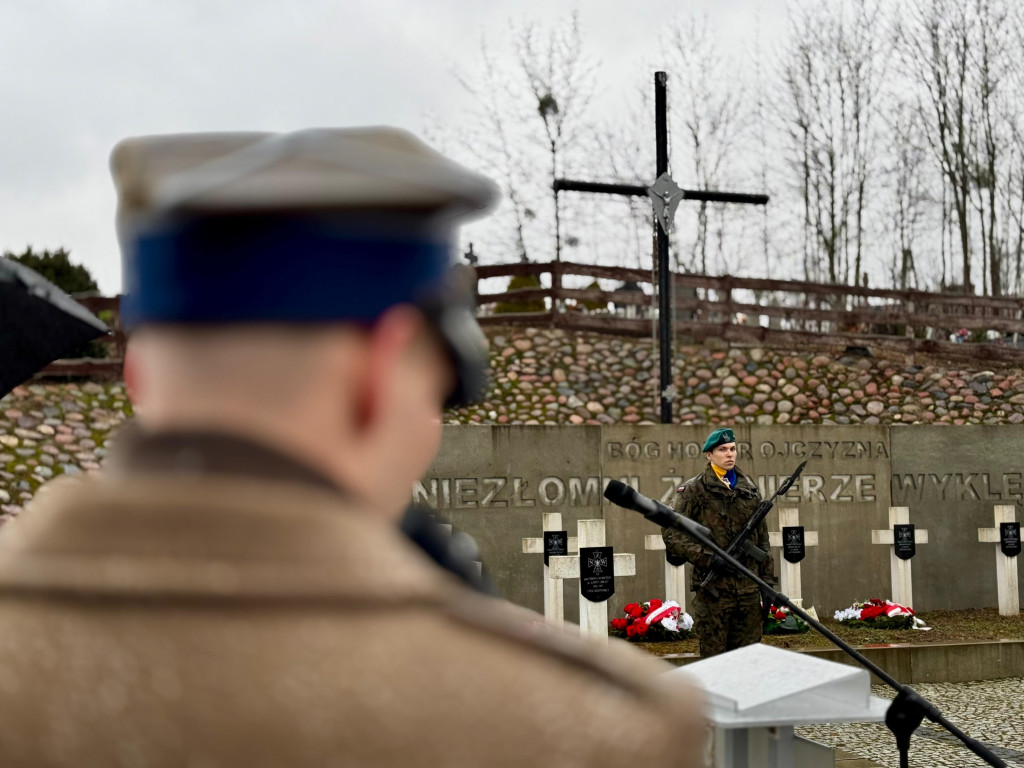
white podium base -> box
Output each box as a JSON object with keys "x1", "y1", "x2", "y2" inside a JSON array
[{"x1": 713, "y1": 727, "x2": 834, "y2": 768}]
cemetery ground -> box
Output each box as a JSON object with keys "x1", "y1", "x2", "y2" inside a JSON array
[{"x1": 637, "y1": 607, "x2": 1024, "y2": 656}]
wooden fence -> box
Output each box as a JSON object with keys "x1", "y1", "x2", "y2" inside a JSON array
[
  {"x1": 32, "y1": 264, "x2": 1024, "y2": 381},
  {"x1": 474, "y1": 261, "x2": 1024, "y2": 364}
]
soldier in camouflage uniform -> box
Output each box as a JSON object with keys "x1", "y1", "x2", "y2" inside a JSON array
[{"x1": 662, "y1": 428, "x2": 775, "y2": 658}]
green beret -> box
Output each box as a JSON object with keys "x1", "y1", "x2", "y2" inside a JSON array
[{"x1": 702, "y1": 428, "x2": 736, "y2": 453}]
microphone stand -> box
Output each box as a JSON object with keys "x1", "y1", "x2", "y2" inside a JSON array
[{"x1": 644, "y1": 504, "x2": 1005, "y2": 768}]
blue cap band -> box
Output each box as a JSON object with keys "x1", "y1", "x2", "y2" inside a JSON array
[{"x1": 121, "y1": 213, "x2": 452, "y2": 328}]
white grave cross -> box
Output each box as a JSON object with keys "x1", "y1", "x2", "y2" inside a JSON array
[
  {"x1": 644, "y1": 535, "x2": 688, "y2": 612},
  {"x1": 548, "y1": 519, "x2": 636, "y2": 641},
  {"x1": 767, "y1": 508, "x2": 818, "y2": 608},
  {"x1": 521, "y1": 512, "x2": 579, "y2": 626},
  {"x1": 978, "y1": 505, "x2": 1020, "y2": 616},
  {"x1": 870, "y1": 507, "x2": 929, "y2": 609}
]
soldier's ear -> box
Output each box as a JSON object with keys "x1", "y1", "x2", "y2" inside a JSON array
[
  {"x1": 124, "y1": 346, "x2": 139, "y2": 406},
  {"x1": 353, "y1": 307, "x2": 418, "y2": 432},
  {"x1": 123, "y1": 337, "x2": 146, "y2": 412}
]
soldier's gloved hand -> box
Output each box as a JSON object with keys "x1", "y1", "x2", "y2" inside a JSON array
[{"x1": 709, "y1": 554, "x2": 737, "y2": 577}]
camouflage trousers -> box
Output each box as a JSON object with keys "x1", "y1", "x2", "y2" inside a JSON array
[{"x1": 692, "y1": 590, "x2": 762, "y2": 659}]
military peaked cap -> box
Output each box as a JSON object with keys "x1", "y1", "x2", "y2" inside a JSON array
[{"x1": 110, "y1": 126, "x2": 501, "y2": 405}]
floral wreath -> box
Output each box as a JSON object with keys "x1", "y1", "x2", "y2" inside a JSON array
[
  {"x1": 834, "y1": 598, "x2": 930, "y2": 630},
  {"x1": 610, "y1": 599, "x2": 694, "y2": 642}
]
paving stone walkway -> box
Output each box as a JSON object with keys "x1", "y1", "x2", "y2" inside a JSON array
[{"x1": 798, "y1": 678, "x2": 1024, "y2": 767}]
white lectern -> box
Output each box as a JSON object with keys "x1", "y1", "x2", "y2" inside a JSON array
[{"x1": 668, "y1": 644, "x2": 889, "y2": 768}]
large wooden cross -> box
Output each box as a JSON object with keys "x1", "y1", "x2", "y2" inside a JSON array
[{"x1": 554, "y1": 71, "x2": 769, "y2": 423}]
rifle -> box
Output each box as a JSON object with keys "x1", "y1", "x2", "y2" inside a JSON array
[{"x1": 697, "y1": 460, "x2": 807, "y2": 597}]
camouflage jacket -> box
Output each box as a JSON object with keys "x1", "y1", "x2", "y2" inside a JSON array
[{"x1": 661, "y1": 463, "x2": 775, "y2": 595}]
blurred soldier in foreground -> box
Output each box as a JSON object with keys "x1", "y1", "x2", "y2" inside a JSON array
[
  {"x1": 664, "y1": 427, "x2": 775, "y2": 658},
  {"x1": 0, "y1": 129, "x2": 705, "y2": 766}
]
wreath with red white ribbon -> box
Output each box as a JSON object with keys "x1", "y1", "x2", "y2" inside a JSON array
[
  {"x1": 834, "y1": 599, "x2": 930, "y2": 630},
  {"x1": 609, "y1": 599, "x2": 694, "y2": 642}
]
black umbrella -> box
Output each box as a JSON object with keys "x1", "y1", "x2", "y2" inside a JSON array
[{"x1": 0, "y1": 257, "x2": 109, "y2": 399}]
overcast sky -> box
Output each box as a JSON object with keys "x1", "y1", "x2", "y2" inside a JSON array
[{"x1": 0, "y1": 0, "x2": 787, "y2": 294}]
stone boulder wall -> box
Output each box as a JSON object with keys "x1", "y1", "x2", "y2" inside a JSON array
[
  {"x1": 446, "y1": 325, "x2": 1024, "y2": 428},
  {"x1": 0, "y1": 383, "x2": 132, "y2": 521}
]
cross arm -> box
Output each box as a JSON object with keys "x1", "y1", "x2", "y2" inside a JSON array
[
  {"x1": 554, "y1": 179, "x2": 648, "y2": 197},
  {"x1": 769, "y1": 531, "x2": 820, "y2": 547},
  {"x1": 686, "y1": 190, "x2": 769, "y2": 205},
  {"x1": 644, "y1": 534, "x2": 665, "y2": 550},
  {"x1": 547, "y1": 553, "x2": 637, "y2": 579},
  {"x1": 522, "y1": 537, "x2": 580, "y2": 554},
  {"x1": 554, "y1": 178, "x2": 769, "y2": 206},
  {"x1": 872, "y1": 530, "x2": 929, "y2": 545},
  {"x1": 979, "y1": 528, "x2": 1002, "y2": 544}
]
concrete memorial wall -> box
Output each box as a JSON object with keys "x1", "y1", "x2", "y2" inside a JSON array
[
  {"x1": 418, "y1": 425, "x2": 1024, "y2": 617},
  {"x1": 419, "y1": 426, "x2": 605, "y2": 622},
  {"x1": 890, "y1": 426, "x2": 1024, "y2": 611}
]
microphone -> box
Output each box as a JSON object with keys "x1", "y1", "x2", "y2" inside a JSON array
[
  {"x1": 603, "y1": 480, "x2": 767, "y2": 562},
  {"x1": 603, "y1": 480, "x2": 710, "y2": 537}
]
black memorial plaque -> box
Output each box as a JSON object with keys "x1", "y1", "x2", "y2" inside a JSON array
[
  {"x1": 1001, "y1": 522, "x2": 1021, "y2": 558},
  {"x1": 782, "y1": 526, "x2": 806, "y2": 564},
  {"x1": 580, "y1": 546, "x2": 615, "y2": 602},
  {"x1": 543, "y1": 531, "x2": 569, "y2": 566},
  {"x1": 894, "y1": 524, "x2": 916, "y2": 560}
]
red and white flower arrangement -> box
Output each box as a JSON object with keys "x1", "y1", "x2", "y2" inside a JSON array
[
  {"x1": 833, "y1": 598, "x2": 930, "y2": 630},
  {"x1": 609, "y1": 599, "x2": 694, "y2": 642}
]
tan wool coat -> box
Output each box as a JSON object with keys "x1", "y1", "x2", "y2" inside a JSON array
[{"x1": 0, "y1": 471, "x2": 706, "y2": 767}]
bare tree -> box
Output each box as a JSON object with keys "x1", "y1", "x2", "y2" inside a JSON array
[
  {"x1": 514, "y1": 11, "x2": 596, "y2": 263},
  {"x1": 1002, "y1": 4, "x2": 1024, "y2": 294},
  {"x1": 843, "y1": 1, "x2": 888, "y2": 292},
  {"x1": 898, "y1": 0, "x2": 977, "y2": 293},
  {"x1": 751, "y1": 25, "x2": 776, "y2": 279},
  {"x1": 970, "y1": 0, "x2": 1009, "y2": 295},
  {"x1": 995, "y1": 1, "x2": 1024, "y2": 295},
  {"x1": 777, "y1": 26, "x2": 818, "y2": 282},
  {"x1": 887, "y1": 105, "x2": 929, "y2": 288},
  {"x1": 999, "y1": 141, "x2": 1023, "y2": 294},
  {"x1": 663, "y1": 14, "x2": 747, "y2": 275},
  {"x1": 592, "y1": 83, "x2": 656, "y2": 269},
  {"x1": 447, "y1": 38, "x2": 539, "y2": 263},
  {"x1": 441, "y1": 12, "x2": 599, "y2": 269},
  {"x1": 779, "y1": 1, "x2": 886, "y2": 286}
]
